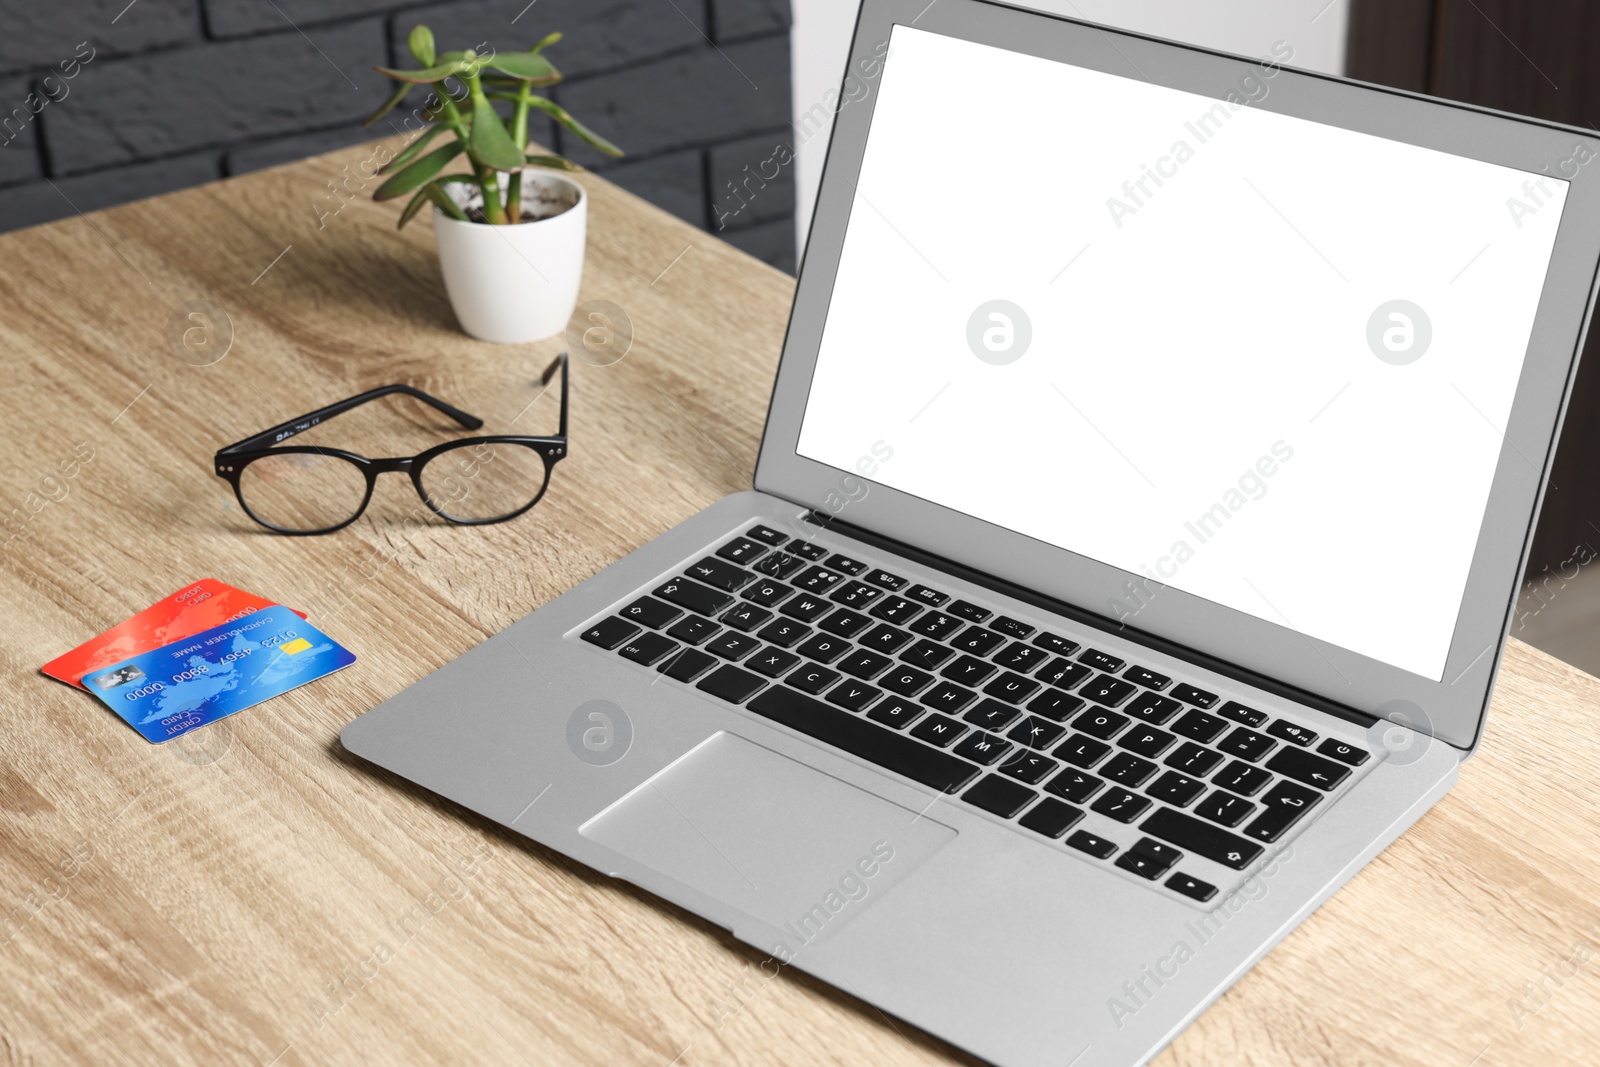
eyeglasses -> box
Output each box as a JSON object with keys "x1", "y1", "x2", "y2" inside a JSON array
[{"x1": 215, "y1": 353, "x2": 568, "y2": 535}]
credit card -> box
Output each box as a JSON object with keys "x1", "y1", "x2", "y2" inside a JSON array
[
  {"x1": 42, "y1": 578, "x2": 306, "y2": 689},
  {"x1": 83, "y1": 606, "x2": 355, "y2": 743}
]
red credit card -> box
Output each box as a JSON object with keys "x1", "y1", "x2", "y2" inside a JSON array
[{"x1": 42, "y1": 578, "x2": 307, "y2": 689}]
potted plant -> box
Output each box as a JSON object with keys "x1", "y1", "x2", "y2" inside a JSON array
[{"x1": 362, "y1": 25, "x2": 623, "y2": 344}]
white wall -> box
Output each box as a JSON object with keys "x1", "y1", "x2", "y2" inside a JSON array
[{"x1": 790, "y1": 0, "x2": 1351, "y2": 250}]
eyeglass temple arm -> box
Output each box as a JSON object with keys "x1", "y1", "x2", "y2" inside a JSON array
[
  {"x1": 217, "y1": 385, "x2": 484, "y2": 455},
  {"x1": 542, "y1": 351, "x2": 569, "y2": 440}
]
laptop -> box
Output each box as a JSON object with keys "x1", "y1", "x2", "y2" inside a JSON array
[{"x1": 341, "y1": 1, "x2": 1600, "y2": 1063}]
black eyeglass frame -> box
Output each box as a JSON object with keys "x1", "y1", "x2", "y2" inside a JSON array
[{"x1": 214, "y1": 353, "x2": 569, "y2": 535}]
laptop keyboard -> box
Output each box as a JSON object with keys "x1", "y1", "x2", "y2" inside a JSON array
[{"x1": 577, "y1": 523, "x2": 1372, "y2": 905}]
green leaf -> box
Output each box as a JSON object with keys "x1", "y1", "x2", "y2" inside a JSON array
[
  {"x1": 526, "y1": 96, "x2": 623, "y2": 157},
  {"x1": 361, "y1": 81, "x2": 412, "y2": 127},
  {"x1": 489, "y1": 52, "x2": 561, "y2": 84},
  {"x1": 372, "y1": 141, "x2": 463, "y2": 200},
  {"x1": 408, "y1": 24, "x2": 436, "y2": 67},
  {"x1": 425, "y1": 181, "x2": 470, "y2": 221},
  {"x1": 467, "y1": 82, "x2": 526, "y2": 171},
  {"x1": 381, "y1": 123, "x2": 448, "y2": 174},
  {"x1": 531, "y1": 32, "x2": 562, "y2": 53},
  {"x1": 375, "y1": 59, "x2": 468, "y2": 84},
  {"x1": 397, "y1": 186, "x2": 432, "y2": 229},
  {"x1": 524, "y1": 153, "x2": 581, "y2": 172}
]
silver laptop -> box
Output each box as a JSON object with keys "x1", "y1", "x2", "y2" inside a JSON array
[{"x1": 342, "y1": 1, "x2": 1600, "y2": 1063}]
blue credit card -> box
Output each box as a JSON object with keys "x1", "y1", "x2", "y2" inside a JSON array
[{"x1": 84, "y1": 605, "x2": 355, "y2": 743}]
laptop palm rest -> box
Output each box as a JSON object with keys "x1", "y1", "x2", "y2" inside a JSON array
[{"x1": 580, "y1": 732, "x2": 956, "y2": 939}]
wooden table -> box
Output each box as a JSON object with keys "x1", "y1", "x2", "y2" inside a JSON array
[{"x1": 2, "y1": 138, "x2": 1597, "y2": 1067}]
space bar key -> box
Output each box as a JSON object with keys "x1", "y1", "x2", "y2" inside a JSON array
[{"x1": 747, "y1": 687, "x2": 980, "y2": 793}]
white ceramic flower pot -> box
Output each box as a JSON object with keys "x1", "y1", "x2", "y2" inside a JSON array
[{"x1": 432, "y1": 172, "x2": 587, "y2": 344}]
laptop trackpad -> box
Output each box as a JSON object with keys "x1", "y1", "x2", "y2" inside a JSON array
[{"x1": 580, "y1": 732, "x2": 956, "y2": 940}]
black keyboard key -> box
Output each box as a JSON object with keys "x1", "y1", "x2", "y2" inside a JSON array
[
  {"x1": 1170, "y1": 683, "x2": 1218, "y2": 708},
  {"x1": 1217, "y1": 700, "x2": 1268, "y2": 728},
  {"x1": 654, "y1": 578, "x2": 732, "y2": 616},
  {"x1": 716, "y1": 537, "x2": 767, "y2": 564},
  {"x1": 881, "y1": 664, "x2": 935, "y2": 696},
  {"x1": 909, "y1": 712, "x2": 967, "y2": 747},
  {"x1": 964, "y1": 698, "x2": 1023, "y2": 731},
  {"x1": 1019, "y1": 798, "x2": 1084, "y2": 839},
  {"x1": 658, "y1": 647, "x2": 717, "y2": 682},
  {"x1": 908, "y1": 610, "x2": 963, "y2": 640},
  {"x1": 1117, "y1": 839, "x2": 1182, "y2": 879},
  {"x1": 1317, "y1": 738, "x2": 1370, "y2": 766},
  {"x1": 1032, "y1": 631, "x2": 1078, "y2": 656},
  {"x1": 941, "y1": 654, "x2": 997, "y2": 687},
  {"x1": 947, "y1": 599, "x2": 991, "y2": 622},
  {"x1": 753, "y1": 552, "x2": 806, "y2": 579},
  {"x1": 1091, "y1": 788, "x2": 1151, "y2": 823},
  {"x1": 1195, "y1": 790, "x2": 1256, "y2": 827},
  {"x1": 867, "y1": 697, "x2": 925, "y2": 729},
  {"x1": 1067, "y1": 830, "x2": 1118, "y2": 859},
  {"x1": 1218, "y1": 727, "x2": 1277, "y2": 762},
  {"x1": 906, "y1": 584, "x2": 949, "y2": 606},
  {"x1": 1046, "y1": 769, "x2": 1104, "y2": 803},
  {"x1": 1123, "y1": 666, "x2": 1170, "y2": 690},
  {"x1": 824, "y1": 553, "x2": 867, "y2": 575},
  {"x1": 720, "y1": 602, "x2": 773, "y2": 632},
  {"x1": 794, "y1": 565, "x2": 846, "y2": 593},
  {"x1": 785, "y1": 538, "x2": 827, "y2": 561},
  {"x1": 685, "y1": 557, "x2": 754, "y2": 593},
  {"x1": 1118, "y1": 726, "x2": 1176, "y2": 759},
  {"x1": 997, "y1": 751, "x2": 1057, "y2": 784},
  {"x1": 1080, "y1": 675, "x2": 1137, "y2": 706},
  {"x1": 755, "y1": 618, "x2": 809, "y2": 648},
  {"x1": 745, "y1": 524, "x2": 788, "y2": 546},
  {"x1": 1166, "y1": 872, "x2": 1218, "y2": 902},
  {"x1": 619, "y1": 632, "x2": 678, "y2": 666},
  {"x1": 1211, "y1": 760, "x2": 1272, "y2": 796},
  {"x1": 900, "y1": 638, "x2": 955, "y2": 670},
  {"x1": 1140, "y1": 808, "x2": 1263, "y2": 869},
  {"x1": 869, "y1": 595, "x2": 922, "y2": 624},
  {"x1": 1242, "y1": 780, "x2": 1323, "y2": 842},
  {"x1": 994, "y1": 642, "x2": 1050, "y2": 673},
  {"x1": 1072, "y1": 707, "x2": 1130, "y2": 740},
  {"x1": 747, "y1": 646, "x2": 801, "y2": 678},
  {"x1": 667, "y1": 615, "x2": 720, "y2": 645},
  {"x1": 619, "y1": 596, "x2": 682, "y2": 629},
  {"x1": 706, "y1": 631, "x2": 761, "y2": 660},
  {"x1": 1266, "y1": 720, "x2": 1318, "y2": 747},
  {"x1": 953, "y1": 731, "x2": 1013, "y2": 766},
  {"x1": 748, "y1": 687, "x2": 979, "y2": 792},
  {"x1": 826, "y1": 679, "x2": 883, "y2": 712},
  {"x1": 1026, "y1": 689, "x2": 1085, "y2": 722},
  {"x1": 582, "y1": 617, "x2": 639, "y2": 650},
  {"x1": 789, "y1": 662, "x2": 841, "y2": 694},
  {"x1": 1037, "y1": 658, "x2": 1093, "y2": 690},
  {"x1": 1079, "y1": 648, "x2": 1124, "y2": 672},
  {"x1": 1054, "y1": 733, "x2": 1112, "y2": 768},
  {"x1": 744, "y1": 578, "x2": 794, "y2": 607},
  {"x1": 830, "y1": 580, "x2": 883, "y2": 608},
  {"x1": 1171, "y1": 709, "x2": 1229, "y2": 743},
  {"x1": 859, "y1": 623, "x2": 913, "y2": 654},
  {"x1": 963, "y1": 775, "x2": 1036, "y2": 818},
  {"x1": 1164, "y1": 742, "x2": 1224, "y2": 777},
  {"x1": 989, "y1": 616, "x2": 1034, "y2": 639},
  {"x1": 1101, "y1": 752, "x2": 1158, "y2": 787},
  {"x1": 697, "y1": 664, "x2": 767, "y2": 703},
  {"x1": 982, "y1": 671, "x2": 1040, "y2": 704},
  {"x1": 796, "y1": 633, "x2": 850, "y2": 663},
  {"x1": 920, "y1": 682, "x2": 977, "y2": 714},
  {"x1": 1124, "y1": 691, "x2": 1181, "y2": 724},
  {"x1": 1265, "y1": 747, "x2": 1351, "y2": 791},
  {"x1": 951, "y1": 626, "x2": 1006, "y2": 656},
  {"x1": 1006, "y1": 715, "x2": 1066, "y2": 751},
  {"x1": 838, "y1": 649, "x2": 892, "y2": 679},
  {"x1": 818, "y1": 608, "x2": 872, "y2": 637},
  {"x1": 1147, "y1": 770, "x2": 1206, "y2": 806},
  {"x1": 864, "y1": 568, "x2": 907, "y2": 590}
]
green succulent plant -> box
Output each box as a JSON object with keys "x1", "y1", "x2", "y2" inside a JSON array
[{"x1": 362, "y1": 24, "x2": 623, "y2": 227}]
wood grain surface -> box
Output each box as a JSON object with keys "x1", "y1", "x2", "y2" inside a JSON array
[{"x1": 1, "y1": 137, "x2": 1597, "y2": 1067}]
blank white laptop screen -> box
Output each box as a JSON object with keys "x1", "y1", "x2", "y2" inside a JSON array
[{"x1": 796, "y1": 25, "x2": 1569, "y2": 680}]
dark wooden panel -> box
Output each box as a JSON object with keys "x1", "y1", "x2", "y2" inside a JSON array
[{"x1": 1345, "y1": 0, "x2": 1437, "y2": 92}]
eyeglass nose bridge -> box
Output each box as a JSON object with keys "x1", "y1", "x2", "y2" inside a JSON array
[{"x1": 366, "y1": 456, "x2": 417, "y2": 475}]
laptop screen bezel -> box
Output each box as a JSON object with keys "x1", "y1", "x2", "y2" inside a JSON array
[{"x1": 753, "y1": 0, "x2": 1600, "y2": 752}]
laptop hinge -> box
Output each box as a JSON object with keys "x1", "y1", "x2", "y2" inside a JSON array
[{"x1": 803, "y1": 510, "x2": 1379, "y2": 730}]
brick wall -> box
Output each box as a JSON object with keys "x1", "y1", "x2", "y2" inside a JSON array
[{"x1": 0, "y1": 0, "x2": 796, "y2": 272}]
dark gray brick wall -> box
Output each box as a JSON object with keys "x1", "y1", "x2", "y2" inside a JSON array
[{"x1": 0, "y1": 0, "x2": 796, "y2": 272}]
